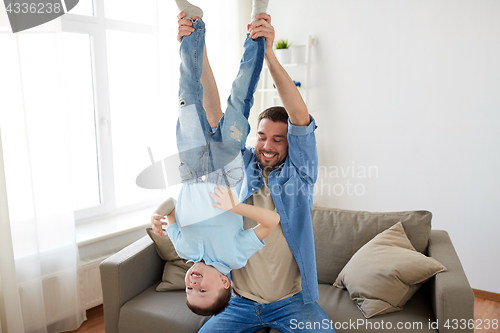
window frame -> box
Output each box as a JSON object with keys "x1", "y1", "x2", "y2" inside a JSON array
[{"x1": 61, "y1": 0, "x2": 161, "y2": 224}]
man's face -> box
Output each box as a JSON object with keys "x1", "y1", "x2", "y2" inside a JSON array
[{"x1": 255, "y1": 118, "x2": 288, "y2": 169}]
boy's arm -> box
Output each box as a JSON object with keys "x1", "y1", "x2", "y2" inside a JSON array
[
  {"x1": 233, "y1": 203, "x2": 280, "y2": 241},
  {"x1": 210, "y1": 185, "x2": 280, "y2": 241},
  {"x1": 164, "y1": 208, "x2": 177, "y2": 225},
  {"x1": 151, "y1": 197, "x2": 176, "y2": 237},
  {"x1": 249, "y1": 14, "x2": 310, "y2": 126}
]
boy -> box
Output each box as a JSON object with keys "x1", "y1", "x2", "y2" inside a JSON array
[{"x1": 151, "y1": 0, "x2": 276, "y2": 316}]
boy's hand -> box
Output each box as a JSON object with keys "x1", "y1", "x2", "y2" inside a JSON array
[
  {"x1": 210, "y1": 184, "x2": 241, "y2": 211},
  {"x1": 151, "y1": 213, "x2": 168, "y2": 237},
  {"x1": 177, "y1": 12, "x2": 196, "y2": 42}
]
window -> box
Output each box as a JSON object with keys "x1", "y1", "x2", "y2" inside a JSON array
[
  {"x1": 2, "y1": 0, "x2": 242, "y2": 225},
  {"x1": 62, "y1": 32, "x2": 100, "y2": 211},
  {"x1": 104, "y1": 0, "x2": 156, "y2": 24},
  {"x1": 70, "y1": 0, "x2": 94, "y2": 16},
  {"x1": 60, "y1": 0, "x2": 178, "y2": 223}
]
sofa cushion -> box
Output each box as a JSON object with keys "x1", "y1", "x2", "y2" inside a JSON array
[
  {"x1": 317, "y1": 284, "x2": 438, "y2": 333},
  {"x1": 120, "y1": 285, "x2": 209, "y2": 333},
  {"x1": 146, "y1": 228, "x2": 193, "y2": 291},
  {"x1": 333, "y1": 222, "x2": 446, "y2": 318},
  {"x1": 312, "y1": 207, "x2": 432, "y2": 284}
]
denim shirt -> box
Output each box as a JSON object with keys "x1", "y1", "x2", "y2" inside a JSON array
[{"x1": 237, "y1": 115, "x2": 319, "y2": 304}]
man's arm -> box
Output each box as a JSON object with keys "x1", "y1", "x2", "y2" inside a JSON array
[
  {"x1": 201, "y1": 44, "x2": 223, "y2": 128},
  {"x1": 249, "y1": 14, "x2": 310, "y2": 126},
  {"x1": 210, "y1": 185, "x2": 280, "y2": 241}
]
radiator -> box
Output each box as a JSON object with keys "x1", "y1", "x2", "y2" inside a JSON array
[
  {"x1": 79, "y1": 257, "x2": 106, "y2": 310},
  {"x1": 13, "y1": 256, "x2": 106, "y2": 329}
]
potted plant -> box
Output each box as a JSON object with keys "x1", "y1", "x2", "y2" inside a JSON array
[{"x1": 275, "y1": 39, "x2": 292, "y2": 64}]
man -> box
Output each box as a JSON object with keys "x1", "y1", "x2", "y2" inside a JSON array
[{"x1": 174, "y1": 12, "x2": 334, "y2": 333}]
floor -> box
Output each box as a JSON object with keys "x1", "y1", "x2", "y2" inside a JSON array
[
  {"x1": 70, "y1": 295, "x2": 500, "y2": 332},
  {"x1": 69, "y1": 305, "x2": 104, "y2": 333},
  {"x1": 473, "y1": 297, "x2": 500, "y2": 332}
]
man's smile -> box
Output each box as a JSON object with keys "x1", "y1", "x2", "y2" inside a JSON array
[{"x1": 261, "y1": 151, "x2": 277, "y2": 160}]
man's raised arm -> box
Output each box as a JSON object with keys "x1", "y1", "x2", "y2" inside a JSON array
[{"x1": 249, "y1": 14, "x2": 310, "y2": 126}]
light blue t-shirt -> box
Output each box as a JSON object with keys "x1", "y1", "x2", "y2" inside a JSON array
[{"x1": 167, "y1": 183, "x2": 264, "y2": 275}]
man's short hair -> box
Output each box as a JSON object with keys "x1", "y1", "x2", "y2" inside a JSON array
[
  {"x1": 186, "y1": 287, "x2": 232, "y2": 316},
  {"x1": 258, "y1": 106, "x2": 289, "y2": 125}
]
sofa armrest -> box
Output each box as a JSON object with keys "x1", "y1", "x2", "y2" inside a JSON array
[
  {"x1": 427, "y1": 230, "x2": 474, "y2": 333},
  {"x1": 99, "y1": 235, "x2": 164, "y2": 333}
]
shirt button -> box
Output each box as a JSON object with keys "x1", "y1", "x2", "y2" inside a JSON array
[
  {"x1": 251, "y1": 188, "x2": 255, "y2": 191},
  {"x1": 201, "y1": 175, "x2": 207, "y2": 181}
]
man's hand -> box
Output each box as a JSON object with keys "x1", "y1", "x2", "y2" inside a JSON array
[
  {"x1": 177, "y1": 12, "x2": 197, "y2": 43},
  {"x1": 151, "y1": 213, "x2": 168, "y2": 237},
  {"x1": 248, "y1": 13, "x2": 275, "y2": 53},
  {"x1": 210, "y1": 185, "x2": 241, "y2": 211}
]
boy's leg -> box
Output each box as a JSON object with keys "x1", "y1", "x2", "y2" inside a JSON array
[
  {"x1": 206, "y1": 32, "x2": 265, "y2": 187},
  {"x1": 176, "y1": 18, "x2": 213, "y2": 177},
  {"x1": 250, "y1": 0, "x2": 269, "y2": 24},
  {"x1": 206, "y1": 34, "x2": 265, "y2": 187},
  {"x1": 215, "y1": 35, "x2": 265, "y2": 151}
]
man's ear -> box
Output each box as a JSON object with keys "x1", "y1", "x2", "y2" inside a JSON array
[{"x1": 220, "y1": 275, "x2": 230, "y2": 289}]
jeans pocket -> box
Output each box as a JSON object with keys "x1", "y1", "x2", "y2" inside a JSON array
[
  {"x1": 222, "y1": 165, "x2": 244, "y2": 187},
  {"x1": 179, "y1": 160, "x2": 196, "y2": 183}
]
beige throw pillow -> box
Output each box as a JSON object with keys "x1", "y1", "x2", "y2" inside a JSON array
[
  {"x1": 146, "y1": 228, "x2": 193, "y2": 291},
  {"x1": 333, "y1": 222, "x2": 446, "y2": 318},
  {"x1": 312, "y1": 207, "x2": 433, "y2": 284}
]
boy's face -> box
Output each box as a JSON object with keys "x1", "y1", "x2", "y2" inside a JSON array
[
  {"x1": 255, "y1": 119, "x2": 289, "y2": 169},
  {"x1": 185, "y1": 262, "x2": 229, "y2": 309}
]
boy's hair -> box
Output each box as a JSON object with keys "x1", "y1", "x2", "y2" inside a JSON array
[
  {"x1": 186, "y1": 287, "x2": 232, "y2": 316},
  {"x1": 258, "y1": 106, "x2": 289, "y2": 125}
]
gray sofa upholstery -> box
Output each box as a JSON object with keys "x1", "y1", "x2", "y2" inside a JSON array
[{"x1": 100, "y1": 206, "x2": 474, "y2": 333}]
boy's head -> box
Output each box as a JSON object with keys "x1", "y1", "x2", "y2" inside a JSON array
[
  {"x1": 255, "y1": 106, "x2": 289, "y2": 169},
  {"x1": 185, "y1": 262, "x2": 231, "y2": 316}
]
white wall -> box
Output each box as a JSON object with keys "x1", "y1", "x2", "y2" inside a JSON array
[{"x1": 267, "y1": 0, "x2": 500, "y2": 294}]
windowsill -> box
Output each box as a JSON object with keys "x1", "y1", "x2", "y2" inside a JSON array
[{"x1": 76, "y1": 206, "x2": 153, "y2": 247}]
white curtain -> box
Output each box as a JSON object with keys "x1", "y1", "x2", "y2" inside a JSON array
[
  {"x1": 0, "y1": 1, "x2": 246, "y2": 332},
  {"x1": 0, "y1": 11, "x2": 85, "y2": 333}
]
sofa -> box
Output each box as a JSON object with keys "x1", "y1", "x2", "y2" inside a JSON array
[{"x1": 100, "y1": 206, "x2": 474, "y2": 333}]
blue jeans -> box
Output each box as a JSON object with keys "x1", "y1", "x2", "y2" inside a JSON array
[
  {"x1": 199, "y1": 292, "x2": 335, "y2": 333},
  {"x1": 176, "y1": 18, "x2": 265, "y2": 186}
]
